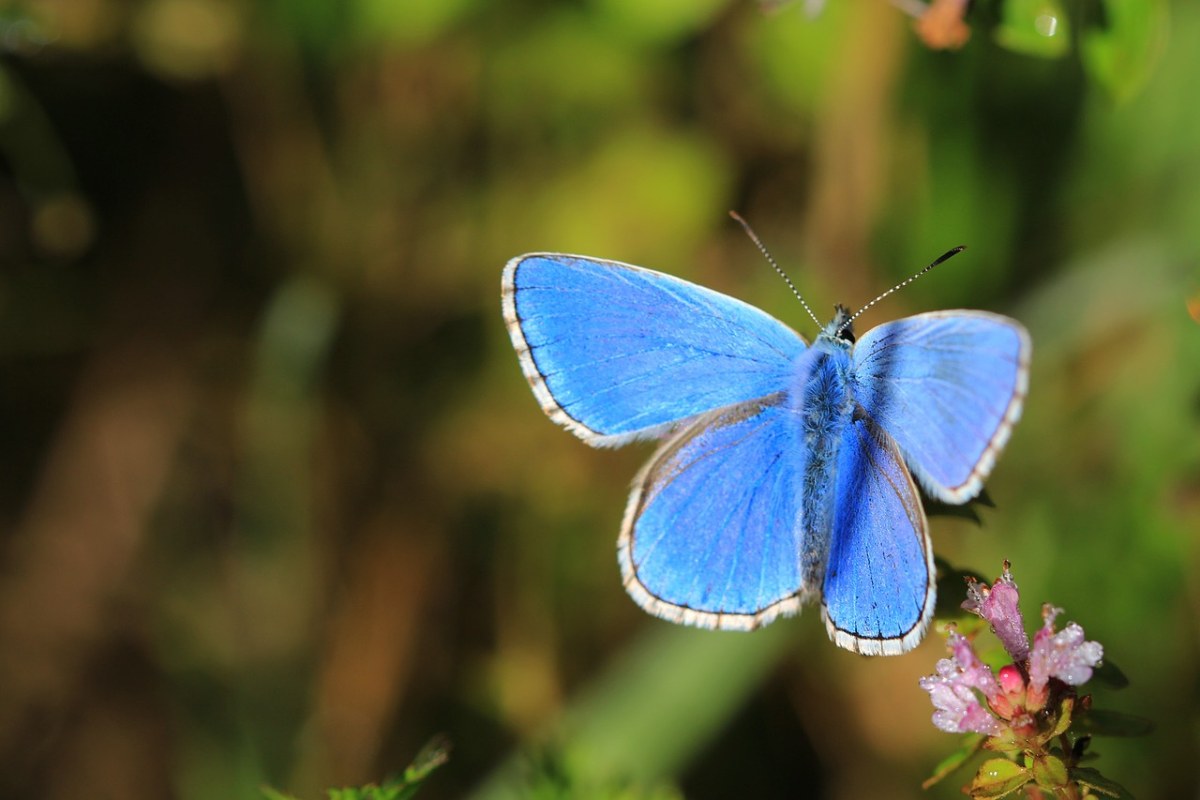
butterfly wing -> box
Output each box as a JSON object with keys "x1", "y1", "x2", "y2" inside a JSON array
[
  {"x1": 851, "y1": 311, "x2": 1030, "y2": 504},
  {"x1": 503, "y1": 253, "x2": 806, "y2": 446},
  {"x1": 618, "y1": 394, "x2": 810, "y2": 629},
  {"x1": 822, "y1": 410, "x2": 934, "y2": 656}
]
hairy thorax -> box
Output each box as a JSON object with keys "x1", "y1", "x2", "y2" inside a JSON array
[{"x1": 788, "y1": 334, "x2": 855, "y2": 594}]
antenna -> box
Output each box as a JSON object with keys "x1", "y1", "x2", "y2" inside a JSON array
[
  {"x1": 729, "y1": 211, "x2": 822, "y2": 329},
  {"x1": 837, "y1": 246, "x2": 966, "y2": 336}
]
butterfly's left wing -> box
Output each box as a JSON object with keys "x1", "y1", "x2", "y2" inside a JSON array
[
  {"x1": 618, "y1": 394, "x2": 811, "y2": 630},
  {"x1": 851, "y1": 311, "x2": 1030, "y2": 504},
  {"x1": 503, "y1": 254, "x2": 806, "y2": 447},
  {"x1": 821, "y1": 410, "x2": 934, "y2": 656}
]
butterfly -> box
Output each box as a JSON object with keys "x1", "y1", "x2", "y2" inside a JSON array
[{"x1": 501, "y1": 249, "x2": 1029, "y2": 655}]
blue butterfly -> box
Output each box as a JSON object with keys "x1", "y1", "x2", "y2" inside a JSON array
[{"x1": 502, "y1": 250, "x2": 1029, "y2": 655}]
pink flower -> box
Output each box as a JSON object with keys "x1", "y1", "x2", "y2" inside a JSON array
[
  {"x1": 1029, "y1": 605, "x2": 1105, "y2": 690},
  {"x1": 962, "y1": 562, "x2": 1030, "y2": 661},
  {"x1": 989, "y1": 664, "x2": 1026, "y2": 720},
  {"x1": 947, "y1": 631, "x2": 999, "y2": 700},
  {"x1": 919, "y1": 632, "x2": 1002, "y2": 736},
  {"x1": 919, "y1": 660, "x2": 1003, "y2": 736},
  {"x1": 920, "y1": 562, "x2": 1123, "y2": 799},
  {"x1": 924, "y1": 562, "x2": 1106, "y2": 739},
  {"x1": 997, "y1": 664, "x2": 1025, "y2": 696}
]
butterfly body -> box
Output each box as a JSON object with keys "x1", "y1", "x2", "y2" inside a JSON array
[
  {"x1": 788, "y1": 329, "x2": 855, "y2": 596},
  {"x1": 503, "y1": 253, "x2": 1029, "y2": 655}
]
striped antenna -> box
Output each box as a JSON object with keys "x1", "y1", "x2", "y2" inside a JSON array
[
  {"x1": 729, "y1": 211, "x2": 822, "y2": 330},
  {"x1": 838, "y1": 246, "x2": 967, "y2": 337}
]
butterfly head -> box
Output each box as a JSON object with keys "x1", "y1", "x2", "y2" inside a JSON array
[{"x1": 822, "y1": 304, "x2": 856, "y2": 344}]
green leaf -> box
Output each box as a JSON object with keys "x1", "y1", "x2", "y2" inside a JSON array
[
  {"x1": 1091, "y1": 659, "x2": 1130, "y2": 689},
  {"x1": 1048, "y1": 695, "x2": 1075, "y2": 738},
  {"x1": 995, "y1": 0, "x2": 1072, "y2": 58},
  {"x1": 403, "y1": 736, "x2": 452, "y2": 786},
  {"x1": 1074, "y1": 708, "x2": 1155, "y2": 737},
  {"x1": 1071, "y1": 766, "x2": 1136, "y2": 799},
  {"x1": 923, "y1": 733, "x2": 986, "y2": 789},
  {"x1": 1081, "y1": 0, "x2": 1169, "y2": 103},
  {"x1": 279, "y1": 737, "x2": 450, "y2": 800},
  {"x1": 981, "y1": 724, "x2": 1020, "y2": 758},
  {"x1": 970, "y1": 758, "x2": 1032, "y2": 798},
  {"x1": 1032, "y1": 754, "x2": 1069, "y2": 789}
]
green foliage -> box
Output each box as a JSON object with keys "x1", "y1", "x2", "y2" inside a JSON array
[
  {"x1": 471, "y1": 624, "x2": 794, "y2": 798},
  {"x1": 1073, "y1": 708, "x2": 1155, "y2": 738},
  {"x1": 923, "y1": 734, "x2": 986, "y2": 790},
  {"x1": 1081, "y1": 0, "x2": 1169, "y2": 103},
  {"x1": 770, "y1": 0, "x2": 1169, "y2": 102},
  {"x1": 591, "y1": 0, "x2": 729, "y2": 46},
  {"x1": 1071, "y1": 767, "x2": 1135, "y2": 799},
  {"x1": 1090, "y1": 660, "x2": 1130, "y2": 690},
  {"x1": 968, "y1": 758, "x2": 1030, "y2": 798},
  {"x1": 1031, "y1": 753, "x2": 1069, "y2": 790},
  {"x1": 263, "y1": 738, "x2": 449, "y2": 800},
  {"x1": 995, "y1": 0, "x2": 1072, "y2": 58},
  {"x1": 995, "y1": 0, "x2": 1173, "y2": 101},
  {"x1": 507, "y1": 747, "x2": 684, "y2": 800}
]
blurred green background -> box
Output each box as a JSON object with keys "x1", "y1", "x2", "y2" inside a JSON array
[{"x1": 0, "y1": 0, "x2": 1196, "y2": 798}]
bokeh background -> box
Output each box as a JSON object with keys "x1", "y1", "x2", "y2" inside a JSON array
[{"x1": 0, "y1": 1, "x2": 1196, "y2": 798}]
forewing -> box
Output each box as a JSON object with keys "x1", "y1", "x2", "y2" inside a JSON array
[
  {"x1": 821, "y1": 410, "x2": 935, "y2": 656},
  {"x1": 618, "y1": 395, "x2": 810, "y2": 629},
  {"x1": 851, "y1": 311, "x2": 1030, "y2": 503},
  {"x1": 503, "y1": 254, "x2": 806, "y2": 446}
]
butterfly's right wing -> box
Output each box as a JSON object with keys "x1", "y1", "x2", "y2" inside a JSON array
[
  {"x1": 851, "y1": 311, "x2": 1030, "y2": 504},
  {"x1": 618, "y1": 395, "x2": 811, "y2": 630},
  {"x1": 503, "y1": 254, "x2": 806, "y2": 447}
]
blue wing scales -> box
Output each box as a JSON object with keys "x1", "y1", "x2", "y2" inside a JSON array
[
  {"x1": 852, "y1": 311, "x2": 1030, "y2": 503},
  {"x1": 618, "y1": 395, "x2": 811, "y2": 629},
  {"x1": 503, "y1": 254, "x2": 807, "y2": 446},
  {"x1": 821, "y1": 410, "x2": 934, "y2": 655}
]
